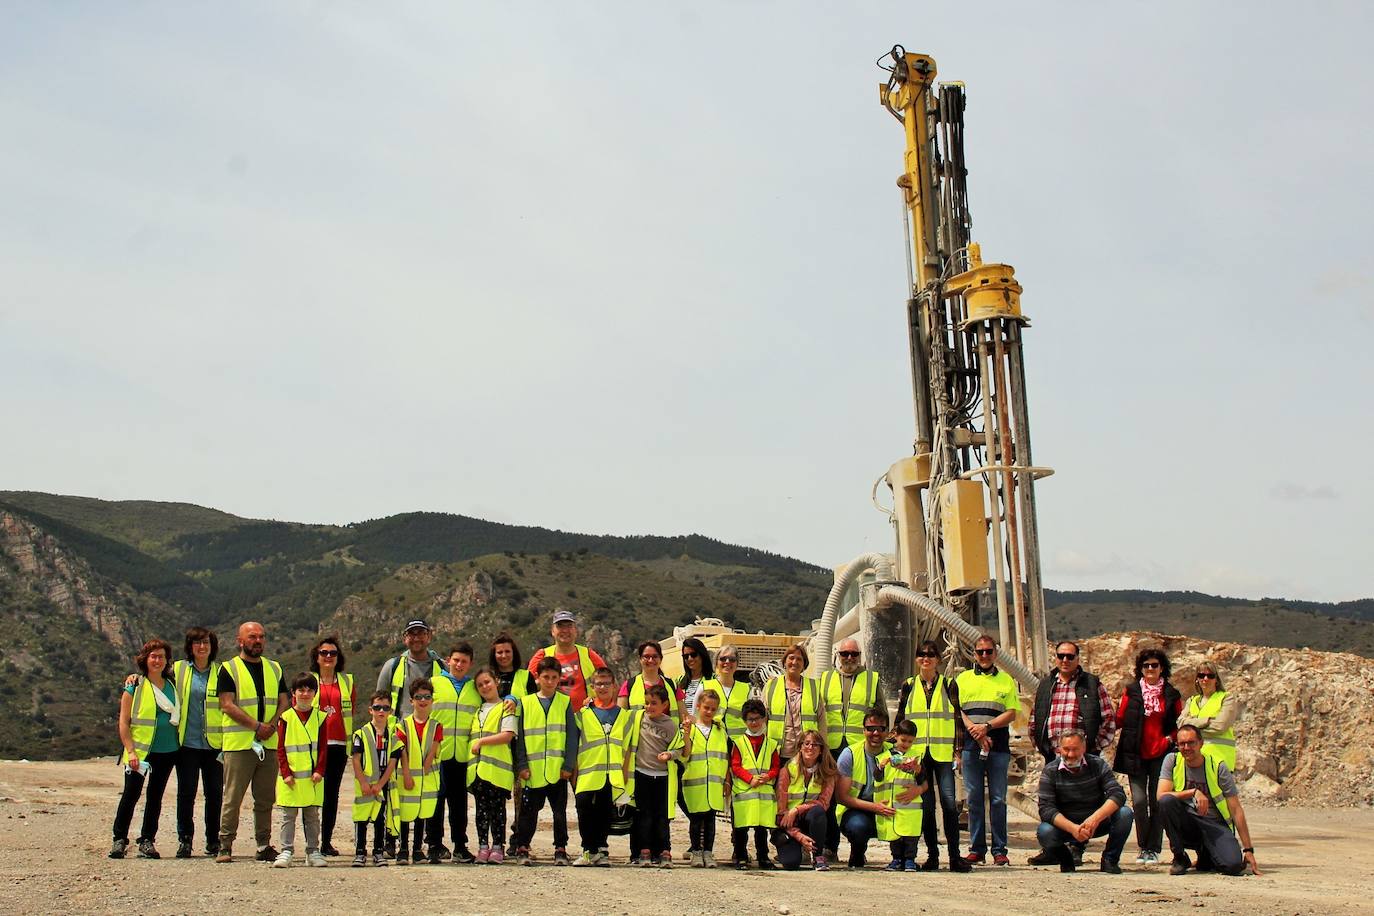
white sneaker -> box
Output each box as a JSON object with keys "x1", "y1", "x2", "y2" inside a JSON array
[
  {"x1": 572, "y1": 851, "x2": 595, "y2": 867},
  {"x1": 273, "y1": 851, "x2": 293, "y2": 868},
  {"x1": 1145, "y1": 851, "x2": 1160, "y2": 865},
  {"x1": 1135, "y1": 852, "x2": 1148, "y2": 864},
  {"x1": 307, "y1": 852, "x2": 328, "y2": 867}
]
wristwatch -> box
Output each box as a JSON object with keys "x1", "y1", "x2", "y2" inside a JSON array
[{"x1": 1242, "y1": 847, "x2": 1254, "y2": 853}]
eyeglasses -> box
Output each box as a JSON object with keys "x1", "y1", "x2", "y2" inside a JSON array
[
  {"x1": 190, "y1": 638, "x2": 211, "y2": 645},
  {"x1": 863, "y1": 725, "x2": 886, "y2": 732},
  {"x1": 1056, "y1": 653, "x2": 1078, "y2": 661},
  {"x1": 1141, "y1": 662, "x2": 1161, "y2": 669},
  {"x1": 974, "y1": 648, "x2": 995, "y2": 656},
  {"x1": 317, "y1": 649, "x2": 339, "y2": 657},
  {"x1": 681, "y1": 652, "x2": 698, "y2": 659},
  {"x1": 745, "y1": 717, "x2": 766, "y2": 725},
  {"x1": 801, "y1": 742, "x2": 822, "y2": 748},
  {"x1": 371, "y1": 704, "x2": 392, "y2": 712},
  {"x1": 838, "y1": 651, "x2": 861, "y2": 659},
  {"x1": 1196, "y1": 672, "x2": 1216, "y2": 679},
  {"x1": 412, "y1": 694, "x2": 433, "y2": 702},
  {"x1": 641, "y1": 654, "x2": 661, "y2": 661},
  {"x1": 718, "y1": 657, "x2": 737, "y2": 664},
  {"x1": 916, "y1": 652, "x2": 938, "y2": 659}
]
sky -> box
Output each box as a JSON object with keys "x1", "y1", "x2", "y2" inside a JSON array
[{"x1": 2, "y1": 3, "x2": 1370, "y2": 602}]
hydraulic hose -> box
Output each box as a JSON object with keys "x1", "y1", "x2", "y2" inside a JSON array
[
  {"x1": 878, "y1": 585, "x2": 1039, "y2": 692},
  {"x1": 811, "y1": 553, "x2": 896, "y2": 675}
]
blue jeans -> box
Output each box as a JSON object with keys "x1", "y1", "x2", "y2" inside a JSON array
[
  {"x1": 962, "y1": 747, "x2": 1010, "y2": 856},
  {"x1": 1037, "y1": 805, "x2": 1135, "y2": 865},
  {"x1": 839, "y1": 809, "x2": 878, "y2": 864}
]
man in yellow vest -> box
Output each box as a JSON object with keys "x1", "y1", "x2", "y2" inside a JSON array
[
  {"x1": 834, "y1": 708, "x2": 896, "y2": 869},
  {"x1": 214, "y1": 621, "x2": 288, "y2": 863},
  {"x1": 955, "y1": 634, "x2": 1020, "y2": 867},
  {"x1": 819, "y1": 638, "x2": 885, "y2": 861},
  {"x1": 1157, "y1": 724, "x2": 1260, "y2": 876},
  {"x1": 525, "y1": 609, "x2": 605, "y2": 712},
  {"x1": 894, "y1": 641, "x2": 969, "y2": 872}
]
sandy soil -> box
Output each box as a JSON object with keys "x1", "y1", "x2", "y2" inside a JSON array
[{"x1": 8, "y1": 757, "x2": 1373, "y2": 915}]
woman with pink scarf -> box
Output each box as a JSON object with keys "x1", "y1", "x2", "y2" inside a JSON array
[{"x1": 1112, "y1": 648, "x2": 1182, "y2": 865}]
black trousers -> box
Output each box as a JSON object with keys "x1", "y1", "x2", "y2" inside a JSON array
[
  {"x1": 688, "y1": 810, "x2": 717, "y2": 851},
  {"x1": 732, "y1": 826, "x2": 771, "y2": 864},
  {"x1": 320, "y1": 744, "x2": 347, "y2": 848},
  {"x1": 174, "y1": 745, "x2": 222, "y2": 848},
  {"x1": 437, "y1": 758, "x2": 469, "y2": 848},
  {"x1": 920, "y1": 755, "x2": 961, "y2": 859},
  {"x1": 354, "y1": 796, "x2": 389, "y2": 854},
  {"x1": 631, "y1": 774, "x2": 670, "y2": 858},
  {"x1": 774, "y1": 807, "x2": 827, "y2": 870},
  {"x1": 575, "y1": 783, "x2": 613, "y2": 853},
  {"x1": 511, "y1": 781, "x2": 569, "y2": 851},
  {"x1": 112, "y1": 750, "x2": 176, "y2": 842}
]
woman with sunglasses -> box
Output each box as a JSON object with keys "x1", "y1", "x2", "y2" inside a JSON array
[
  {"x1": 702, "y1": 645, "x2": 749, "y2": 740},
  {"x1": 1112, "y1": 648, "x2": 1182, "y2": 865},
  {"x1": 676, "y1": 637, "x2": 715, "y2": 718},
  {"x1": 309, "y1": 636, "x2": 357, "y2": 857},
  {"x1": 619, "y1": 640, "x2": 684, "y2": 716},
  {"x1": 1177, "y1": 665, "x2": 1237, "y2": 771}
]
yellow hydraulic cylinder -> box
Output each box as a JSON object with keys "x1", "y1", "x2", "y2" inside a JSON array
[
  {"x1": 947, "y1": 242, "x2": 1025, "y2": 324},
  {"x1": 938, "y1": 479, "x2": 990, "y2": 594}
]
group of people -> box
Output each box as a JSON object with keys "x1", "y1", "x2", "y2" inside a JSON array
[{"x1": 110, "y1": 610, "x2": 1257, "y2": 877}]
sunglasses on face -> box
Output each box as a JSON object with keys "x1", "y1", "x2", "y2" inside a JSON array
[
  {"x1": 681, "y1": 652, "x2": 698, "y2": 659},
  {"x1": 1197, "y1": 672, "x2": 1216, "y2": 679},
  {"x1": 838, "y1": 651, "x2": 861, "y2": 659},
  {"x1": 1142, "y1": 662, "x2": 1161, "y2": 669},
  {"x1": 412, "y1": 694, "x2": 433, "y2": 702},
  {"x1": 318, "y1": 649, "x2": 339, "y2": 657},
  {"x1": 718, "y1": 657, "x2": 737, "y2": 664},
  {"x1": 1057, "y1": 653, "x2": 1077, "y2": 661},
  {"x1": 863, "y1": 725, "x2": 886, "y2": 732},
  {"x1": 974, "y1": 648, "x2": 995, "y2": 656},
  {"x1": 371, "y1": 704, "x2": 392, "y2": 712},
  {"x1": 916, "y1": 652, "x2": 938, "y2": 659}
]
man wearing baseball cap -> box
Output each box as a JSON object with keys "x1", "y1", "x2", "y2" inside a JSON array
[{"x1": 526, "y1": 610, "x2": 605, "y2": 711}]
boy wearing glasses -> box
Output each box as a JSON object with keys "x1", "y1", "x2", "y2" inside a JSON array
[
  {"x1": 351, "y1": 691, "x2": 402, "y2": 866},
  {"x1": 395, "y1": 678, "x2": 443, "y2": 865},
  {"x1": 955, "y1": 635, "x2": 1020, "y2": 866},
  {"x1": 728, "y1": 699, "x2": 780, "y2": 870}
]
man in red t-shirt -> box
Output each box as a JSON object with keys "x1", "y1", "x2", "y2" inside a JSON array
[{"x1": 526, "y1": 610, "x2": 605, "y2": 711}]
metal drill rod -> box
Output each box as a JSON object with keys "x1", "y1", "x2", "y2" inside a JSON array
[
  {"x1": 1006, "y1": 321, "x2": 1049, "y2": 672},
  {"x1": 976, "y1": 323, "x2": 1012, "y2": 650},
  {"x1": 990, "y1": 322, "x2": 1029, "y2": 666}
]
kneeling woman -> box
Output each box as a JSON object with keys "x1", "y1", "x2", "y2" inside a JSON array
[
  {"x1": 111, "y1": 639, "x2": 180, "y2": 859},
  {"x1": 773, "y1": 729, "x2": 836, "y2": 870}
]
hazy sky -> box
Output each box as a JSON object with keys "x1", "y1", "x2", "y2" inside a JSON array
[{"x1": 4, "y1": 3, "x2": 1370, "y2": 602}]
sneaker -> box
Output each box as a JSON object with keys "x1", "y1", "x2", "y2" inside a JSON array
[
  {"x1": 920, "y1": 856, "x2": 939, "y2": 871},
  {"x1": 431, "y1": 843, "x2": 452, "y2": 861},
  {"x1": 273, "y1": 850, "x2": 292, "y2": 868},
  {"x1": 757, "y1": 859, "x2": 778, "y2": 871},
  {"x1": 949, "y1": 856, "x2": 972, "y2": 873},
  {"x1": 453, "y1": 846, "x2": 475, "y2": 864},
  {"x1": 993, "y1": 853, "x2": 1010, "y2": 867},
  {"x1": 256, "y1": 846, "x2": 279, "y2": 862},
  {"x1": 963, "y1": 851, "x2": 985, "y2": 865},
  {"x1": 1135, "y1": 851, "x2": 1149, "y2": 865},
  {"x1": 204, "y1": 844, "x2": 220, "y2": 857},
  {"x1": 573, "y1": 850, "x2": 595, "y2": 867},
  {"x1": 594, "y1": 851, "x2": 611, "y2": 867},
  {"x1": 175, "y1": 840, "x2": 192, "y2": 859},
  {"x1": 427, "y1": 846, "x2": 442, "y2": 865},
  {"x1": 1143, "y1": 850, "x2": 1159, "y2": 865},
  {"x1": 903, "y1": 858, "x2": 919, "y2": 872},
  {"x1": 848, "y1": 854, "x2": 867, "y2": 870},
  {"x1": 1100, "y1": 859, "x2": 1122, "y2": 874},
  {"x1": 1169, "y1": 859, "x2": 1190, "y2": 876},
  {"x1": 658, "y1": 856, "x2": 673, "y2": 869},
  {"x1": 515, "y1": 848, "x2": 532, "y2": 866},
  {"x1": 136, "y1": 839, "x2": 160, "y2": 859},
  {"x1": 640, "y1": 851, "x2": 654, "y2": 868},
  {"x1": 703, "y1": 851, "x2": 717, "y2": 869},
  {"x1": 308, "y1": 852, "x2": 328, "y2": 868},
  {"x1": 885, "y1": 859, "x2": 904, "y2": 872},
  {"x1": 373, "y1": 851, "x2": 388, "y2": 867},
  {"x1": 1026, "y1": 849, "x2": 1056, "y2": 867},
  {"x1": 394, "y1": 850, "x2": 410, "y2": 866},
  {"x1": 553, "y1": 848, "x2": 571, "y2": 866},
  {"x1": 108, "y1": 839, "x2": 128, "y2": 860},
  {"x1": 321, "y1": 843, "x2": 340, "y2": 857},
  {"x1": 214, "y1": 848, "x2": 233, "y2": 864},
  {"x1": 734, "y1": 858, "x2": 749, "y2": 871},
  {"x1": 352, "y1": 853, "x2": 367, "y2": 867},
  {"x1": 488, "y1": 846, "x2": 505, "y2": 865},
  {"x1": 475, "y1": 847, "x2": 491, "y2": 865},
  {"x1": 813, "y1": 856, "x2": 830, "y2": 872}
]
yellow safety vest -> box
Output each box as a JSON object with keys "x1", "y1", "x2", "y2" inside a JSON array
[
  {"x1": 173, "y1": 660, "x2": 221, "y2": 749},
  {"x1": 220, "y1": 657, "x2": 283, "y2": 751},
  {"x1": 276, "y1": 709, "x2": 327, "y2": 808},
  {"x1": 574, "y1": 706, "x2": 628, "y2": 794},
  {"x1": 620, "y1": 709, "x2": 684, "y2": 820},
  {"x1": 874, "y1": 751, "x2": 923, "y2": 840},
  {"x1": 954, "y1": 667, "x2": 1019, "y2": 730},
  {"x1": 310, "y1": 671, "x2": 353, "y2": 742},
  {"x1": 701, "y1": 678, "x2": 749, "y2": 740},
  {"x1": 446, "y1": 679, "x2": 480, "y2": 764},
  {"x1": 821, "y1": 670, "x2": 881, "y2": 750},
  {"x1": 902, "y1": 675, "x2": 956, "y2": 763},
  {"x1": 388, "y1": 656, "x2": 458, "y2": 759},
  {"x1": 1187, "y1": 691, "x2": 1236, "y2": 771},
  {"x1": 540, "y1": 644, "x2": 595, "y2": 693},
  {"x1": 834, "y1": 739, "x2": 885, "y2": 822},
  {"x1": 764, "y1": 677, "x2": 821, "y2": 747},
  {"x1": 122, "y1": 678, "x2": 165, "y2": 765},
  {"x1": 1172, "y1": 752, "x2": 1233, "y2": 830},
  {"x1": 352, "y1": 720, "x2": 401, "y2": 835},
  {"x1": 520, "y1": 692, "x2": 571, "y2": 789},
  {"x1": 780, "y1": 757, "x2": 825, "y2": 812},
  {"x1": 397, "y1": 715, "x2": 440, "y2": 822},
  {"x1": 467, "y1": 703, "x2": 515, "y2": 791},
  {"x1": 627, "y1": 675, "x2": 681, "y2": 716},
  {"x1": 730, "y1": 735, "x2": 779, "y2": 828},
  {"x1": 681, "y1": 721, "x2": 729, "y2": 813}
]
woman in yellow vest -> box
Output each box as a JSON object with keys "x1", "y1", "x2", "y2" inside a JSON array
[
  {"x1": 730, "y1": 699, "x2": 780, "y2": 870},
  {"x1": 764, "y1": 644, "x2": 825, "y2": 761},
  {"x1": 350, "y1": 690, "x2": 402, "y2": 866},
  {"x1": 309, "y1": 636, "x2": 355, "y2": 857},
  {"x1": 110, "y1": 639, "x2": 180, "y2": 860},
  {"x1": 772, "y1": 729, "x2": 837, "y2": 871},
  {"x1": 701, "y1": 645, "x2": 749, "y2": 740},
  {"x1": 489, "y1": 633, "x2": 536, "y2": 699},
  {"x1": 681, "y1": 689, "x2": 729, "y2": 867},
  {"x1": 272, "y1": 673, "x2": 329, "y2": 867},
  {"x1": 172, "y1": 627, "x2": 221, "y2": 859},
  {"x1": 467, "y1": 667, "x2": 518, "y2": 864},
  {"x1": 1178, "y1": 664, "x2": 1238, "y2": 772},
  {"x1": 619, "y1": 640, "x2": 683, "y2": 717},
  {"x1": 395, "y1": 677, "x2": 442, "y2": 865},
  {"x1": 874, "y1": 718, "x2": 926, "y2": 871}
]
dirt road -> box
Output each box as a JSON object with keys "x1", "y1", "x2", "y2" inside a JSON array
[{"x1": 8, "y1": 758, "x2": 1372, "y2": 914}]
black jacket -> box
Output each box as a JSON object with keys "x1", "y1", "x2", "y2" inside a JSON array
[
  {"x1": 1032, "y1": 669, "x2": 1103, "y2": 760},
  {"x1": 1112, "y1": 679, "x2": 1181, "y2": 776}
]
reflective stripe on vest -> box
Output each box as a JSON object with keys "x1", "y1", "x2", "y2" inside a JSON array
[
  {"x1": 835, "y1": 739, "x2": 880, "y2": 823},
  {"x1": 277, "y1": 709, "x2": 326, "y2": 808},
  {"x1": 1172, "y1": 752, "x2": 1233, "y2": 830},
  {"x1": 954, "y1": 667, "x2": 1019, "y2": 724},
  {"x1": 902, "y1": 675, "x2": 956, "y2": 763},
  {"x1": 541, "y1": 644, "x2": 595, "y2": 695},
  {"x1": 681, "y1": 723, "x2": 729, "y2": 813},
  {"x1": 352, "y1": 720, "x2": 400, "y2": 832},
  {"x1": 821, "y1": 670, "x2": 880, "y2": 749},
  {"x1": 468, "y1": 704, "x2": 515, "y2": 791},
  {"x1": 575, "y1": 706, "x2": 628, "y2": 794},
  {"x1": 310, "y1": 671, "x2": 353, "y2": 740},
  {"x1": 448, "y1": 680, "x2": 480, "y2": 763},
  {"x1": 782, "y1": 756, "x2": 823, "y2": 810},
  {"x1": 1187, "y1": 691, "x2": 1237, "y2": 771},
  {"x1": 621, "y1": 709, "x2": 683, "y2": 820},
  {"x1": 764, "y1": 677, "x2": 821, "y2": 746},
  {"x1": 123, "y1": 678, "x2": 160, "y2": 765},
  {"x1": 874, "y1": 751, "x2": 923, "y2": 840},
  {"x1": 730, "y1": 735, "x2": 779, "y2": 828},
  {"x1": 221, "y1": 657, "x2": 282, "y2": 751},
  {"x1": 701, "y1": 679, "x2": 749, "y2": 740},
  {"x1": 521, "y1": 692, "x2": 571, "y2": 789},
  {"x1": 397, "y1": 715, "x2": 440, "y2": 821},
  {"x1": 174, "y1": 660, "x2": 221, "y2": 749},
  {"x1": 628, "y1": 675, "x2": 681, "y2": 715}
]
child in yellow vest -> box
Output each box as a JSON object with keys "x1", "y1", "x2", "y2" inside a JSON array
[
  {"x1": 395, "y1": 677, "x2": 443, "y2": 865},
  {"x1": 622, "y1": 683, "x2": 684, "y2": 867},
  {"x1": 877, "y1": 718, "x2": 927, "y2": 872},
  {"x1": 681, "y1": 689, "x2": 729, "y2": 867},
  {"x1": 468, "y1": 667, "x2": 518, "y2": 864},
  {"x1": 729, "y1": 698, "x2": 780, "y2": 870},
  {"x1": 350, "y1": 690, "x2": 402, "y2": 867},
  {"x1": 273, "y1": 673, "x2": 329, "y2": 867}
]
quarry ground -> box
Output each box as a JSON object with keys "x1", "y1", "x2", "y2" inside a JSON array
[{"x1": 6, "y1": 758, "x2": 1373, "y2": 915}]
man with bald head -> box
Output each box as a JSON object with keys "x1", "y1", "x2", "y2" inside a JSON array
[
  {"x1": 819, "y1": 637, "x2": 885, "y2": 862},
  {"x1": 214, "y1": 621, "x2": 288, "y2": 863}
]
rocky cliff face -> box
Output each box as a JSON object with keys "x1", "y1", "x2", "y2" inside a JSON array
[{"x1": 1080, "y1": 631, "x2": 1374, "y2": 807}]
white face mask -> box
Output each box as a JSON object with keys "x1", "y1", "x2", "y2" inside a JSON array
[{"x1": 746, "y1": 724, "x2": 765, "y2": 737}]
